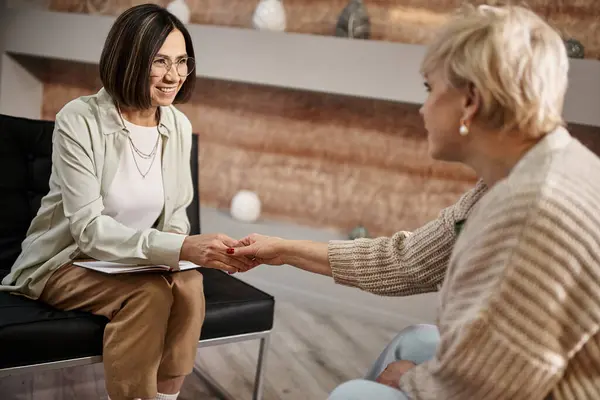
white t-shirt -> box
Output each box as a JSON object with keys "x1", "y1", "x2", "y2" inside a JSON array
[{"x1": 103, "y1": 120, "x2": 165, "y2": 230}]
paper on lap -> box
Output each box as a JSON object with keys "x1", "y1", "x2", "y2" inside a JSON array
[{"x1": 72, "y1": 260, "x2": 201, "y2": 274}]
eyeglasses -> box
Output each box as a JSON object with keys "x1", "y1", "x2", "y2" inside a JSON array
[{"x1": 150, "y1": 57, "x2": 196, "y2": 78}]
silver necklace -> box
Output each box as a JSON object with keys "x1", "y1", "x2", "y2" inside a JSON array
[
  {"x1": 128, "y1": 134, "x2": 160, "y2": 179},
  {"x1": 129, "y1": 134, "x2": 160, "y2": 159},
  {"x1": 117, "y1": 105, "x2": 161, "y2": 179}
]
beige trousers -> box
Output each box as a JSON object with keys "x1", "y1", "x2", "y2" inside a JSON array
[{"x1": 39, "y1": 263, "x2": 205, "y2": 400}]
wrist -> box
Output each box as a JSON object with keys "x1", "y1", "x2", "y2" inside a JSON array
[
  {"x1": 278, "y1": 239, "x2": 295, "y2": 265},
  {"x1": 179, "y1": 235, "x2": 191, "y2": 261},
  {"x1": 149, "y1": 231, "x2": 187, "y2": 268}
]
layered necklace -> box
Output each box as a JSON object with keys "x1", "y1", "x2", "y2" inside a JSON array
[{"x1": 117, "y1": 106, "x2": 161, "y2": 179}]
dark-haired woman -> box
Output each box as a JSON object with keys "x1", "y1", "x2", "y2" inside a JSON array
[{"x1": 0, "y1": 4, "x2": 256, "y2": 400}]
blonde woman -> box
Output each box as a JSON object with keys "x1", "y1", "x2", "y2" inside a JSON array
[{"x1": 232, "y1": 5, "x2": 600, "y2": 400}]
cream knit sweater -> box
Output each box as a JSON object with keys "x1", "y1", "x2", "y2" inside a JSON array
[{"x1": 328, "y1": 127, "x2": 600, "y2": 400}]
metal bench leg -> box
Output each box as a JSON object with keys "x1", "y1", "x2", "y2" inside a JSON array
[
  {"x1": 193, "y1": 364, "x2": 235, "y2": 400},
  {"x1": 253, "y1": 334, "x2": 270, "y2": 400},
  {"x1": 192, "y1": 332, "x2": 271, "y2": 400}
]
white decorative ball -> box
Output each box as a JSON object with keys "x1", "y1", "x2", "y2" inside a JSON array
[
  {"x1": 252, "y1": 0, "x2": 287, "y2": 32},
  {"x1": 230, "y1": 190, "x2": 262, "y2": 223},
  {"x1": 166, "y1": 0, "x2": 191, "y2": 24}
]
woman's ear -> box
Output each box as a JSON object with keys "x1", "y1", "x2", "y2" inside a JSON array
[{"x1": 462, "y1": 83, "x2": 481, "y2": 122}]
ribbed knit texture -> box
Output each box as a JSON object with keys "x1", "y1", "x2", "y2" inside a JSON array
[
  {"x1": 328, "y1": 179, "x2": 488, "y2": 296},
  {"x1": 328, "y1": 127, "x2": 600, "y2": 399}
]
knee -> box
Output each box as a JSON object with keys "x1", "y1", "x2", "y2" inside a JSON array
[
  {"x1": 328, "y1": 380, "x2": 374, "y2": 400},
  {"x1": 171, "y1": 271, "x2": 205, "y2": 310},
  {"x1": 391, "y1": 324, "x2": 440, "y2": 345},
  {"x1": 397, "y1": 324, "x2": 439, "y2": 337},
  {"x1": 131, "y1": 276, "x2": 173, "y2": 313},
  {"x1": 176, "y1": 270, "x2": 204, "y2": 290},
  {"x1": 390, "y1": 324, "x2": 440, "y2": 364}
]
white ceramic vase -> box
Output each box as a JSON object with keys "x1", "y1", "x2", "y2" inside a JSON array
[
  {"x1": 252, "y1": 0, "x2": 287, "y2": 32},
  {"x1": 167, "y1": 0, "x2": 191, "y2": 24}
]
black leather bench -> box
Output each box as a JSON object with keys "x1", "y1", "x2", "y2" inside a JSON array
[{"x1": 0, "y1": 113, "x2": 275, "y2": 400}]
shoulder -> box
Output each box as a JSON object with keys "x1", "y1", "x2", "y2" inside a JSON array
[
  {"x1": 493, "y1": 129, "x2": 600, "y2": 218},
  {"x1": 468, "y1": 168, "x2": 600, "y2": 245},
  {"x1": 161, "y1": 106, "x2": 193, "y2": 157},
  {"x1": 163, "y1": 105, "x2": 192, "y2": 136},
  {"x1": 56, "y1": 92, "x2": 99, "y2": 124},
  {"x1": 53, "y1": 93, "x2": 102, "y2": 146},
  {"x1": 468, "y1": 175, "x2": 547, "y2": 229},
  {"x1": 171, "y1": 105, "x2": 192, "y2": 132}
]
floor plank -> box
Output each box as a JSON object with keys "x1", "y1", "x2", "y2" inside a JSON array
[{"x1": 1, "y1": 301, "x2": 401, "y2": 400}]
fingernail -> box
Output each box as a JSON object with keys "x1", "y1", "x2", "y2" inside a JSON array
[{"x1": 226, "y1": 248, "x2": 234, "y2": 254}]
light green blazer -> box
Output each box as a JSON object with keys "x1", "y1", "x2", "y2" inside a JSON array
[{"x1": 0, "y1": 88, "x2": 194, "y2": 299}]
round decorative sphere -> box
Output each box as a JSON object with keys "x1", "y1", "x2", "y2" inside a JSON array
[
  {"x1": 230, "y1": 190, "x2": 262, "y2": 223},
  {"x1": 166, "y1": 0, "x2": 191, "y2": 24},
  {"x1": 252, "y1": 0, "x2": 287, "y2": 32}
]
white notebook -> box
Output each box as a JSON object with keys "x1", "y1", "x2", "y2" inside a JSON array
[{"x1": 73, "y1": 260, "x2": 201, "y2": 274}]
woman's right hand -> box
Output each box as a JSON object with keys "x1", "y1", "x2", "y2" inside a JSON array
[
  {"x1": 179, "y1": 234, "x2": 258, "y2": 273},
  {"x1": 232, "y1": 234, "x2": 332, "y2": 276},
  {"x1": 232, "y1": 233, "x2": 286, "y2": 266}
]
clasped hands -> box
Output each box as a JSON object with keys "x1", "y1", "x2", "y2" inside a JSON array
[{"x1": 180, "y1": 233, "x2": 283, "y2": 274}]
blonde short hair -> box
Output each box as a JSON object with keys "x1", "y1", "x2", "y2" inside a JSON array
[{"x1": 421, "y1": 4, "x2": 569, "y2": 138}]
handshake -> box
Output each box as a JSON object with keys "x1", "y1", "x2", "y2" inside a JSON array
[{"x1": 179, "y1": 233, "x2": 284, "y2": 274}]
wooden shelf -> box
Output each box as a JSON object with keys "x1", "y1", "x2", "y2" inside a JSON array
[{"x1": 2, "y1": 7, "x2": 600, "y2": 127}]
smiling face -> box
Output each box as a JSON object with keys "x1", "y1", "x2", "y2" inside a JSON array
[
  {"x1": 100, "y1": 4, "x2": 197, "y2": 112},
  {"x1": 419, "y1": 69, "x2": 478, "y2": 162},
  {"x1": 149, "y1": 29, "x2": 189, "y2": 107}
]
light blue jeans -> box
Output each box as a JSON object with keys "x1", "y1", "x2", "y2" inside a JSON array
[{"x1": 328, "y1": 324, "x2": 440, "y2": 400}]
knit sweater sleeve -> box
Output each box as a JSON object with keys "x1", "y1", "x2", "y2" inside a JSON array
[
  {"x1": 327, "y1": 181, "x2": 487, "y2": 296},
  {"x1": 398, "y1": 182, "x2": 600, "y2": 400}
]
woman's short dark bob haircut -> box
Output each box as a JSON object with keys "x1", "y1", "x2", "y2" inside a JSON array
[{"x1": 99, "y1": 3, "x2": 196, "y2": 110}]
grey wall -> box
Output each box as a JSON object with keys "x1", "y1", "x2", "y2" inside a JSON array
[
  {"x1": 0, "y1": 4, "x2": 43, "y2": 118},
  {"x1": 0, "y1": 54, "x2": 43, "y2": 119}
]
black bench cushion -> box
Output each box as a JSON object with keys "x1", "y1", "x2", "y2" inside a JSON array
[
  {"x1": 0, "y1": 291, "x2": 106, "y2": 369},
  {"x1": 0, "y1": 268, "x2": 273, "y2": 369},
  {"x1": 0, "y1": 113, "x2": 274, "y2": 369}
]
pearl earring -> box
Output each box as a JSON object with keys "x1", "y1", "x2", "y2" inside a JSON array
[{"x1": 459, "y1": 123, "x2": 469, "y2": 136}]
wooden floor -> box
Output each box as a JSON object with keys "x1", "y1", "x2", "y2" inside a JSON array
[{"x1": 0, "y1": 301, "x2": 402, "y2": 400}]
